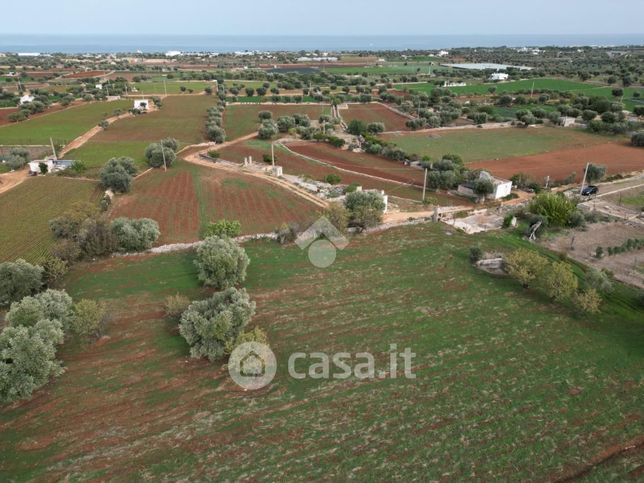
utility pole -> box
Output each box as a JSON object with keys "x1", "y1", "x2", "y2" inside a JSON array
[
  {"x1": 50, "y1": 137, "x2": 57, "y2": 160},
  {"x1": 161, "y1": 145, "x2": 167, "y2": 172},
  {"x1": 579, "y1": 162, "x2": 590, "y2": 195},
  {"x1": 422, "y1": 167, "x2": 428, "y2": 202},
  {"x1": 271, "y1": 142, "x2": 275, "y2": 168},
  {"x1": 163, "y1": 77, "x2": 167, "y2": 96}
]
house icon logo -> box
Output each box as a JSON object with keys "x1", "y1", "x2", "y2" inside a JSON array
[
  {"x1": 228, "y1": 342, "x2": 277, "y2": 390},
  {"x1": 295, "y1": 216, "x2": 349, "y2": 268}
]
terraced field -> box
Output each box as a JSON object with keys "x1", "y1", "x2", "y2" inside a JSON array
[
  {"x1": 111, "y1": 160, "x2": 319, "y2": 243},
  {"x1": 1, "y1": 224, "x2": 642, "y2": 479},
  {"x1": 340, "y1": 103, "x2": 411, "y2": 132},
  {"x1": 0, "y1": 176, "x2": 99, "y2": 263}
]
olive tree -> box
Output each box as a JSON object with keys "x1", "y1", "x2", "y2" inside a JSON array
[
  {"x1": 110, "y1": 218, "x2": 160, "y2": 252},
  {"x1": 0, "y1": 259, "x2": 44, "y2": 307},
  {"x1": 345, "y1": 191, "x2": 386, "y2": 230},
  {"x1": 194, "y1": 236, "x2": 250, "y2": 289},
  {"x1": 6, "y1": 289, "x2": 73, "y2": 330},
  {"x1": 0, "y1": 319, "x2": 65, "y2": 404},
  {"x1": 257, "y1": 120, "x2": 278, "y2": 140},
  {"x1": 540, "y1": 261, "x2": 578, "y2": 302},
  {"x1": 179, "y1": 288, "x2": 256, "y2": 362},
  {"x1": 145, "y1": 143, "x2": 176, "y2": 168},
  {"x1": 100, "y1": 157, "x2": 137, "y2": 193},
  {"x1": 69, "y1": 299, "x2": 107, "y2": 338},
  {"x1": 505, "y1": 249, "x2": 549, "y2": 289}
]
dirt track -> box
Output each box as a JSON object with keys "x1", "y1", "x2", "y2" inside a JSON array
[{"x1": 0, "y1": 169, "x2": 28, "y2": 195}]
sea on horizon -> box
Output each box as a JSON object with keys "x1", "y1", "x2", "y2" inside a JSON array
[{"x1": 0, "y1": 33, "x2": 642, "y2": 54}]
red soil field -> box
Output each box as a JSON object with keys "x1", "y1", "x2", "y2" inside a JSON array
[
  {"x1": 111, "y1": 162, "x2": 318, "y2": 244},
  {"x1": 288, "y1": 142, "x2": 427, "y2": 187},
  {"x1": 340, "y1": 103, "x2": 411, "y2": 132},
  {"x1": 63, "y1": 70, "x2": 109, "y2": 79},
  {"x1": 220, "y1": 141, "x2": 425, "y2": 200},
  {"x1": 469, "y1": 142, "x2": 644, "y2": 183},
  {"x1": 0, "y1": 103, "x2": 78, "y2": 126}
]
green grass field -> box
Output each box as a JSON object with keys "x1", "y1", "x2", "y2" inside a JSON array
[
  {"x1": 381, "y1": 126, "x2": 612, "y2": 163},
  {"x1": 68, "y1": 95, "x2": 219, "y2": 175},
  {"x1": 132, "y1": 81, "x2": 216, "y2": 95},
  {"x1": 0, "y1": 100, "x2": 131, "y2": 146},
  {"x1": 0, "y1": 176, "x2": 99, "y2": 263},
  {"x1": 394, "y1": 78, "x2": 644, "y2": 110},
  {"x1": 0, "y1": 223, "x2": 641, "y2": 479}
]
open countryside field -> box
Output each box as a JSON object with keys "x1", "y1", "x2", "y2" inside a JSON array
[
  {"x1": 0, "y1": 99, "x2": 131, "y2": 146},
  {"x1": 68, "y1": 95, "x2": 219, "y2": 174},
  {"x1": 132, "y1": 81, "x2": 217, "y2": 95},
  {"x1": 340, "y1": 103, "x2": 411, "y2": 132},
  {"x1": 111, "y1": 161, "x2": 319, "y2": 244},
  {"x1": 0, "y1": 176, "x2": 99, "y2": 263},
  {"x1": 382, "y1": 126, "x2": 613, "y2": 163},
  {"x1": 220, "y1": 138, "x2": 427, "y2": 201},
  {"x1": 470, "y1": 141, "x2": 644, "y2": 183},
  {"x1": 1, "y1": 223, "x2": 642, "y2": 479},
  {"x1": 223, "y1": 104, "x2": 331, "y2": 141}
]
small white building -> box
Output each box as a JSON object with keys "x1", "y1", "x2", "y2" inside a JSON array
[
  {"x1": 95, "y1": 83, "x2": 103, "y2": 90},
  {"x1": 133, "y1": 99, "x2": 149, "y2": 110},
  {"x1": 28, "y1": 159, "x2": 74, "y2": 175},
  {"x1": 489, "y1": 72, "x2": 509, "y2": 81},
  {"x1": 165, "y1": 50, "x2": 182, "y2": 57},
  {"x1": 437, "y1": 50, "x2": 449, "y2": 57},
  {"x1": 458, "y1": 171, "x2": 512, "y2": 200},
  {"x1": 19, "y1": 94, "x2": 34, "y2": 105}
]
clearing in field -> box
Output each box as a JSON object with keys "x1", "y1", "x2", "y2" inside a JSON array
[
  {"x1": 469, "y1": 141, "x2": 644, "y2": 182},
  {"x1": 111, "y1": 160, "x2": 319, "y2": 244},
  {"x1": 132, "y1": 81, "x2": 216, "y2": 95},
  {"x1": 381, "y1": 126, "x2": 613, "y2": 163},
  {"x1": 68, "y1": 95, "x2": 220, "y2": 174},
  {"x1": 223, "y1": 104, "x2": 331, "y2": 141},
  {"x1": 219, "y1": 138, "x2": 426, "y2": 201},
  {"x1": 0, "y1": 223, "x2": 642, "y2": 480},
  {"x1": 0, "y1": 99, "x2": 131, "y2": 146},
  {"x1": 0, "y1": 176, "x2": 99, "y2": 263},
  {"x1": 339, "y1": 103, "x2": 411, "y2": 132}
]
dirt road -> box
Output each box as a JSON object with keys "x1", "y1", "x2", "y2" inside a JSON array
[{"x1": 0, "y1": 169, "x2": 29, "y2": 195}]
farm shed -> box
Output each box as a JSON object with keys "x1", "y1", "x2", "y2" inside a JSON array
[
  {"x1": 19, "y1": 94, "x2": 35, "y2": 105},
  {"x1": 458, "y1": 171, "x2": 512, "y2": 200},
  {"x1": 28, "y1": 159, "x2": 74, "y2": 175},
  {"x1": 133, "y1": 99, "x2": 149, "y2": 110},
  {"x1": 489, "y1": 72, "x2": 509, "y2": 81}
]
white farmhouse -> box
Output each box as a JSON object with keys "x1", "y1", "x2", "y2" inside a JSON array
[
  {"x1": 19, "y1": 94, "x2": 34, "y2": 105},
  {"x1": 458, "y1": 171, "x2": 512, "y2": 200},
  {"x1": 437, "y1": 50, "x2": 449, "y2": 57},
  {"x1": 133, "y1": 99, "x2": 149, "y2": 110},
  {"x1": 489, "y1": 72, "x2": 509, "y2": 81}
]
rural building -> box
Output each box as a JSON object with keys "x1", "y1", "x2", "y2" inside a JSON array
[
  {"x1": 165, "y1": 51, "x2": 182, "y2": 57},
  {"x1": 437, "y1": 50, "x2": 449, "y2": 57},
  {"x1": 19, "y1": 94, "x2": 34, "y2": 105},
  {"x1": 458, "y1": 171, "x2": 512, "y2": 200},
  {"x1": 489, "y1": 72, "x2": 509, "y2": 81},
  {"x1": 133, "y1": 99, "x2": 149, "y2": 110},
  {"x1": 443, "y1": 81, "x2": 467, "y2": 87},
  {"x1": 28, "y1": 159, "x2": 74, "y2": 175}
]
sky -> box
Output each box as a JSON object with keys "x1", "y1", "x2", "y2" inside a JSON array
[{"x1": 1, "y1": 0, "x2": 643, "y2": 36}]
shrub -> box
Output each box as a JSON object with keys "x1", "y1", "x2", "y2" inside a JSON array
[
  {"x1": 258, "y1": 110, "x2": 273, "y2": 120},
  {"x1": 0, "y1": 260, "x2": 44, "y2": 307},
  {"x1": 160, "y1": 137, "x2": 179, "y2": 152},
  {"x1": 366, "y1": 122, "x2": 385, "y2": 134},
  {"x1": 0, "y1": 319, "x2": 65, "y2": 404},
  {"x1": 469, "y1": 247, "x2": 483, "y2": 263},
  {"x1": 324, "y1": 202, "x2": 350, "y2": 233},
  {"x1": 194, "y1": 236, "x2": 250, "y2": 289},
  {"x1": 52, "y1": 239, "x2": 81, "y2": 263},
  {"x1": 258, "y1": 120, "x2": 278, "y2": 140},
  {"x1": 631, "y1": 131, "x2": 644, "y2": 147},
  {"x1": 585, "y1": 268, "x2": 613, "y2": 294},
  {"x1": 179, "y1": 288, "x2": 256, "y2": 362},
  {"x1": 145, "y1": 143, "x2": 176, "y2": 168},
  {"x1": 77, "y1": 217, "x2": 117, "y2": 259},
  {"x1": 595, "y1": 247, "x2": 604, "y2": 259},
  {"x1": 573, "y1": 288, "x2": 602, "y2": 314},
  {"x1": 49, "y1": 202, "x2": 98, "y2": 239},
  {"x1": 347, "y1": 119, "x2": 367, "y2": 135},
  {"x1": 100, "y1": 157, "x2": 137, "y2": 193},
  {"x1": 528, "y1": 193, "x2": 577, "y2": 227},
  {"x1": 207, "y1": 150, "x2": 220, "y2": 159},
  {"x1": 275, "y1": 222, "x2": 300, "y2": 245},
  {"x1": 69, "y1": 299, "x2": 107, "y2": 338},
  {"x1": 345, "y1": 191, "x2": 385, "y2": 229},
  {"x1": 206, "y1": 125, "x2": 226, "y2": 143},
  {"x1": 505, "y1": 249, "x2": 549, "y2": 288},
  {"x1": 276, "y1": 115, "x2": 295, "y2": 132},
  {"x1": 225, "y1": 326, "x2": 268, "y2": 354},
  {"x1": 42, "y1": 256, "x2": 68, "y2": 285},
  {"x1": 164, "y1": 294, "x2": 191, "y2": 321},
  {"x1": 540, "y1": 261, "x2": 578, "y2": 303},
  {"x1": 110, "y1": 218, "x2": 160, "y2": 252},
  {"x1": 202, "y1": 219, "x2": 241, "y2": 239},
  {"x1": 324, "y1": 173, "x2": 341, "y2": 185}
]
